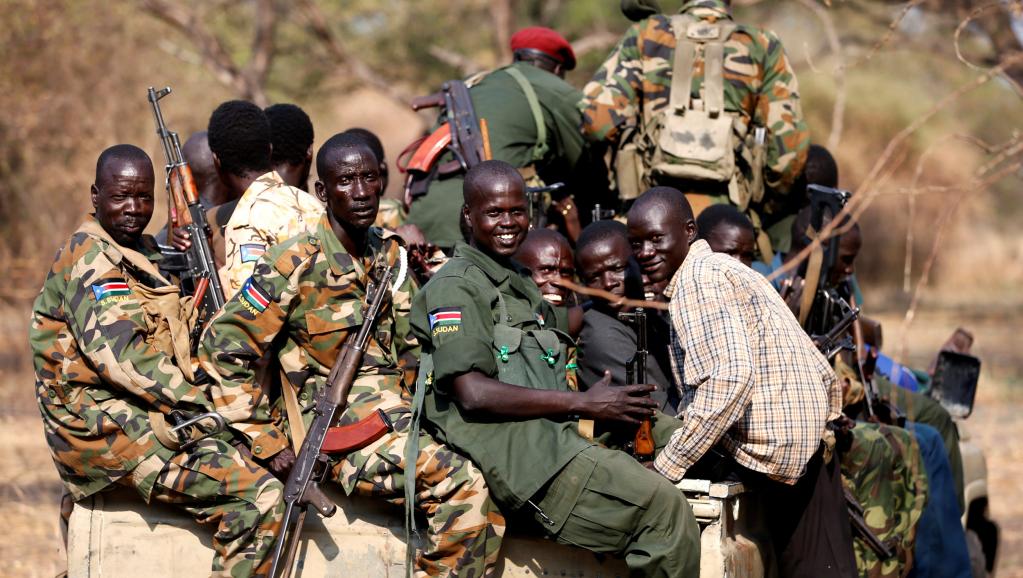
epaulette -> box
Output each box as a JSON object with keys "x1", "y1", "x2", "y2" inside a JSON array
[{"x1": 269, "y1": 233, "x2": 322, "y2": 277}]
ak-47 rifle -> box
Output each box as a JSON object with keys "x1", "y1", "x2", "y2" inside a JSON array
[
  {"x1": 526, "y1": 182, "x2": 565, "y2": 230},
  {"x1": 618, "y1": 308, "x2": 655, "y2": 461},
  {"x1": 845, "y1": 487, "x2": 896, "y2": 560},
  {"x1": 147, "y1": 86, "x2": 225, "y2": 334},
  {"x1": 402, "y1": 81, "x2": 490, "y2": 207},
  {"x1": 812, "y1": 304, "x2": 860, "y2": 361},
  {"x1": 268, "y1": 264, "x2": 395, "y2": 578},
  {"x1": 850, "y1": 293, "x2": 906, "y2": 426}
]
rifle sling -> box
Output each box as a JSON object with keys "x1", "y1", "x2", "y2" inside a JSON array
[
  {"x1": 799, "y1": 226, "x2": 824, "y2": 327},
  {"x1": 281, "y1": 373, "x2": 307, "y2": 451},
  {"x1": 503, "y1": 66, "x2": 549, "y2": 164}
]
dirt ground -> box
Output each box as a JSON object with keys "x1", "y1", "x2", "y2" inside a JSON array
[{"x1": 2, "y1": 299, "x2": 1020, "y2": 577}]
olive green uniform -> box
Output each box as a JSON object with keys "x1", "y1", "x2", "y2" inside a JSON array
[
  {"x1": 406, "y1": 63, "x2": 607, "y2": 249},
  {"x1": 411, "y1": 243, "x2": 700, "y2": 576}
]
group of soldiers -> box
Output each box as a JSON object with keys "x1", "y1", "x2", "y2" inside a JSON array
[{"x1": 30, "y1": 1, "x2": 978, "y2": 577}]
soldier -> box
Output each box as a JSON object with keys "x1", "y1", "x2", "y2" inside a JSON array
[
  {"x1": 407, "y1": 26, "x2": 608, "y2": 249},
  {"x1": 627, "y1": 187, "x2": 857, "y2": 577},
  {"x1": 183, "y1": 130, "x2": 234, "y2": 208},
  {"x1": 574, "y1": 220, "x2": 680, "y2": 413},
  {"x1": 411, "y1": 160, "x2": 701, "y2": 577},
  {"x1": 30, "y1": 145, "x2": 283, "y2": 578},
  {"x1": 699, "y1": 210, "x2": 931, "y2": 576},
  {"x1": 207, "y1": 100, "x2": 324, "y2": 297},
  {"x1": 200, "y1": 133, "x2": 505, "y2": 577},
  {"x1": 265, "y1": 103, "x2": 315, "y2": 192},
  {"x1": 512, "y1": 228, "x2": 576, "y2": 307},
  {"x1": 695, "y1": 203, "x2": 757, "y2": 267},
  {"x1": 582, "y1": 0, "x2": 810, "y2": 252}
]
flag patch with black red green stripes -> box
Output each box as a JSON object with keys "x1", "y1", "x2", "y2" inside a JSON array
[
  {"x1": 429, "y1": 307, "x2": 461, "y2": 335},
  {"x1": 241, "y1": 277, "x2": 271, "y2": 313},
  {"x1": 91, "y1": 280, "x2": 131, "y2": 303}
]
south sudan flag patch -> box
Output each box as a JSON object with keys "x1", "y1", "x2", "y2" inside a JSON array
[
  {"x1": 241, "y1": 277, "x2": 271, "y2": 314},
  {"x1": 240, "y1": 243, "x2": 266, "y2": 263},
  {"x1": 429, "y1": 307, "x2": 461, "y2": 336},
  {"x1": 91, "y1": 280, "x2": 131, "y2": 303}
]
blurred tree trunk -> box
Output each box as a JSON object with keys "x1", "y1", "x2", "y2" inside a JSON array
[
  {"x1": 491, "y1": 0, "x2": 516, "y2": 64},
  {"x1": 141, "y1": 0, "x2": 277, "y2": 106}
]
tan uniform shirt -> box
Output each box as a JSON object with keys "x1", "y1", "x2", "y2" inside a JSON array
[{"x1": 220, "y1": 171, "x2": 323, "y2": 297}]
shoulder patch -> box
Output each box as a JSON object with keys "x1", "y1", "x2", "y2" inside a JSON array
[
  {"x1": 240, "y1": 277, "x2": 272, "y2": 314},
  {"x1": 240, "y1": 243, "x2": 266, "y2": 263},
  {"x1": 91, "y1": 279, "x2": 131, "y2": 303},
  {"x1": 428, "y1": 307, "x2": 462, "y2": 336}
]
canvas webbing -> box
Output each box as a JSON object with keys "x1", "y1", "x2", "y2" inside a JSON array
[
  {"x1": 668, "y1": 16, "x2": 738, "y2": 115},
  {"x1": 149, "y1": 411, "x2": 182, "y2": 451},
  {"x1": 504, "y1": 66, "x2": 550, "y2": 163},
  {"x1": 747, "y1": 209, "x2": 775, "y2": 265}
]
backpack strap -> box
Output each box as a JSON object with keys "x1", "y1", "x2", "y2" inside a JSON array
[
  {"x1": 504, "y1": 66, "x2": 550, "y2": 163},
  {"x1": 668, "y1": 15, "x2": 739, "y2": 117}
]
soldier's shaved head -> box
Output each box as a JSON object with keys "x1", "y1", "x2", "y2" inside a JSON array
[
  {"x1": 628, "y1": 186, "x2": 694, "y2": 224},
  {"x1": 92, "y1": 144, "x2": 155, "y2": 247},
  {"x1": 95, "y1": 144, "x2": 153, "y2": 186},
  {"x1": 315, "y1": 131, "x2": 375, "y2": 178},
  {"x1": 627, "y1": 187, "x2": 697, "y2": 293},
  {"x1": 181, "y1": 131, "x2": 233, "y2": 207},
  {"x1": 463, "y1": 160, "x2": 525, "y2": 207},
  {"x1": 462, "y1": 160, "x2": 529, "y2": 259}
]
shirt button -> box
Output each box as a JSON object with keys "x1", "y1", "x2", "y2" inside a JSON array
[
  {"x1": 47, "y1": 388, "x2": 57, "y2": 398},
  {"x1": 253, "y1": 446, "x2": 263, "y2": 455},
  {"x1": 299, "y1": 392, "x2": 308, "y2": 401}
]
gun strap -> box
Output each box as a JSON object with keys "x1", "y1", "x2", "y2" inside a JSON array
[
  {"x1": 149, "y1": 411, "x2": 183, "y2": 451},
  {"x1": 746, "y1": 209, "x2": 775, "y2": 265},
  {"x1": 799, "y1": 226, "x2": 824, "y2": 327},
  {"x1": 282, "y1": 373, "x2": 307, "y2": 451},
  {"x1": 403, "y1": 352, "x2": 431, "y2": 577},
  {"x1": 504, "y1": 66, "x2": 549, "y2": 163}
]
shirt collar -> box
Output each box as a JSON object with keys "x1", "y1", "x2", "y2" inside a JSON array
[
  {"x1": 452, "y1": 242, "x2": 515, "y2": 285},
  {"x1": 317, "y1": 213, "x2": 389, "y2": 279},
  {"x1": 680, "y1": 0, "x2": 732, "y2": 19},
  {"x1": 664, "y1": 239, "x2": 711, "y2": 299}
]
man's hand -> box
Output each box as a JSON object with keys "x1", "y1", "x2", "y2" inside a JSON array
[
  {"x1": 171, "y1": 227, "x2": 192, "y2": 251},
  {"x1": 264, "y1": 447, "x2": 296, "y2": 479},
  {"x1": 578, "y1": 370, "x2": 657, "y2": 424}
]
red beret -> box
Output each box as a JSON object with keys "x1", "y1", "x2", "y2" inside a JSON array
[{"x1": 510, "y1": 27, "x2": 576, "y2": 71}]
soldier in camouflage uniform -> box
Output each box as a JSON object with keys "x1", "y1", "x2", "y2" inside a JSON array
[
  {"x1": 30, "y1": 145, "x2": 283, "y2": 578},
  {"x1": 581, "y1": 0, "x2": 810, "y2": 252},
  {"x1": 200, "y1": 133, "x2": 505, "y2": 577},
  {"x1": 207, "y1": 100, "x2": 325, "y2": 298}
]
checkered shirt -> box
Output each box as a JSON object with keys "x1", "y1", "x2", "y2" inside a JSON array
[{"x1": 653, "y1": 240, "x2": 841, "y2": 484}]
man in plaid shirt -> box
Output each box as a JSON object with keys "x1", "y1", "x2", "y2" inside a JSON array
[{"x1": 627, "y1": 186, "x2": 855, "y2": 578}]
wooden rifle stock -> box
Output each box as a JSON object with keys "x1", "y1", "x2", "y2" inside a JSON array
[
  {"x1": 269, "y1": 265, "x2": 394, "y2": 578},
  {"x1": 619, "y1": 308, "x2": 654, "y2": 461}
]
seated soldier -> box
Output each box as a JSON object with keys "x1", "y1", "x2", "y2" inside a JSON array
[
  {"x1": 512, "y1": 229, "x2": 582, "y2": 389},
  {"x1": 696, "y1": 204, "x2": 757, "y2": 268},
  {"x1": 411, "y1": 160, "x2": 701, "y2": 576},
  {"x1": 31, "y1": 145, "x2": 283, "y2": 578},
  {"x1": 627, "y1": 186, "x2": 857, "y2": 577},
  {"x1": 827, "y1": 222, "x2": 972, "y2": 578},
  {"x1": 701, "y1": 207, "x2": 932, "y2": 575},
  {"x1": 201, "y1": 133, "x2": 504, "y2": 577},
  {"x1": 574, "y1": 220, "x2": 680, "y2": 413}
]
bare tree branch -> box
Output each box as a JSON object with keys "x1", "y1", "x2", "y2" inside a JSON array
[
  {"x1": 141, "y1": 0, "x2": 274, "y2": 105},
  {"x1": 428, "y1": 46, "x2": 485, "y2": 77},
  {"x1": 294, "y1": 0, "x2": 412, "y2": 106},
  {"x1": 795, "y1": 0, "x2": 847, "y2": 150},
  {"x1": 572, "y1": 31, "x2": 621, "y2": 59},
  {"x1": 490, "y1": 0, "x2": 516, "y2": 64}
]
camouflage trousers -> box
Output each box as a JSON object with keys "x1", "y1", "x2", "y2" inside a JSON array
[
  {"x1": 119, "y1": 437, "x2": 284, "y2": 578},
  {"x1": 842, "y1": 422, "x2": 928, "y2": 578},
  {"x1": 332, "y1": 425, "x2": 506, "y2": 577}
]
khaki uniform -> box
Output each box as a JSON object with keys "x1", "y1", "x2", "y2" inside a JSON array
[
  {"x1": 30, "y1": 217, "x2": 283, "y2": 578},
  {"x1": 201, "y1": 216, "x2": 504, "y2": 577},
  {"x1": 221, "y1": 170, "x2": 323, "y2": 297},
  {"x1": 411, "y1": 243, "x2": 701, "y2": 576}
]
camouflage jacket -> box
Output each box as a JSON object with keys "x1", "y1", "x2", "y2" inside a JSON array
[
  {"x1": 200, "y1": 214, "x2": 418, "y2": 482},
  {"x1": 30, "y1": 217, "x2": 211, "y2": 500},
  {"x1": 580, "y1": 0, "x2": 809, "y2": 194},
  {"x1": 221, "y1": 171, "x2": 324, "y2": 298}
]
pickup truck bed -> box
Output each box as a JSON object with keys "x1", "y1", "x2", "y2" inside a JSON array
[{"x1": 67, "y1": 480, "x2": 765, "y2": 577}]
